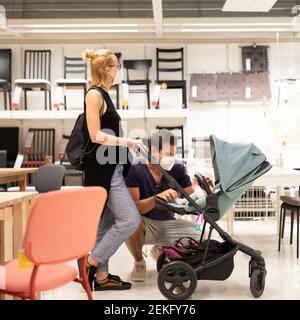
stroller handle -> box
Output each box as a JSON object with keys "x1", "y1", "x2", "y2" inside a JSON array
[{"x1": 194, "y1": 172, "x2": 213, "y2": 195}]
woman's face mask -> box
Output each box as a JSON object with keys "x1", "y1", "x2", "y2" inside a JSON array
[{"x1": 112, "y1": 67, "x2": 123, "y2": 85}]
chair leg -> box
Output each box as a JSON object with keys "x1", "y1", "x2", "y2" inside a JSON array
[
  {"x1": 290, "y1": 209, "x2": 294, "y2": 245},
  {"x1": 62, "y1": 92, "x2": 66, "y2": 110},
  {"x1": 181, "y1": 126, "x2": 184, "y2": 158},
  {"x1": 146, "y1": 83, "x2": 150, "y2": 109},
  {"x1": 62, "y1": 175, "x2": 66, "y2": 186},
  {"x1": 8, "y1": 89, "x2": 12, "y2": 110},
  {"x1": 282, "y1": 208, "x2": 286, "y2": 239},
  {"x1": 49, "y1": 89, "x2": 52, "y2": 110},
  {"x1": 29, "y1": 291, "x2": 37, "y2": 300},
  {"x1": 24, "y1": 89, "x2": 28, "y2": 110},
  {"x1": 297, "y1": 208, "x2": 299, "y2": 259},
  {"x1": 182, "y1": 85, "x2": 187, "y2": 109},
  {"x1": 3, "y1": 89, "x2": 7, "y2": 110},
  {"x1": 80, "y1": 256, "x2": 93, "y2": 300},
  {"x1": 83, "y1": 279, "x2": 93, "y2": 300},
  {"x1": 116, "y1": 84, "x2": 120, "y2": 110},
  {"x1": 81, "y1": 171, "x2": 84, "y2": 186},
  {"x1": 278, "y1": 206, "x2": 283, "y2": 251},
  {"x1": 44, "y1": 89, "x2": 47, "y2": 110}
]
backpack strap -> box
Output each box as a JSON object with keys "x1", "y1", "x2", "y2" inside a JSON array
[{"x1": 82, "y1": 87, "x2": 105, "y2": 157}]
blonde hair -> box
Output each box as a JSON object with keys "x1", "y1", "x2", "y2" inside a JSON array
[{"x1": 82, "y1": 48, "x2": 115, "y2": 88}]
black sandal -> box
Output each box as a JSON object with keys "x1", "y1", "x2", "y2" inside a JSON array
[
  {"x1": 77, "y1": 255, "x2": 97, "y2": 291},
  {"x1": 94, "y1": 274, "x2": 132, "y2": 291}
]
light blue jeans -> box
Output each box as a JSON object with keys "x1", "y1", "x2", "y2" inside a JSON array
[{"x1": 90, "y1": 164, "x2": 141, "y2": 272}]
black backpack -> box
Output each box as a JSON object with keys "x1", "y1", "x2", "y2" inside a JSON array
[{"x1": 65, "y1": 88, "x2": 104, "y2": 170}]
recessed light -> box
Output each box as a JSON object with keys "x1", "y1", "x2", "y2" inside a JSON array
[
  {"x1": 181, "y1": 23, "x2": 293, "y2": 27},
  {"x1": 30, "y1": 29, "x2": 140, "y2": 33},
  {"x1": 222, "y1": 0, "x2": 278, "y2": 12},
  {"x1": 180, "y1": 28, "x2": 288, "y2": 32},
  {"x1": 23, "y1": 23, "x2": 139, "y2": 28}
]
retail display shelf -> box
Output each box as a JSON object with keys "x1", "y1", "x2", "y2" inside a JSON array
[{"x1": 0, "y1": 109, "x2": 188, "y2": 120}]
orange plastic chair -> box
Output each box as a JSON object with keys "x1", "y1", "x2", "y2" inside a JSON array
[{"x1": 0, "y1": 187, "x2": 107, "y2": 300}]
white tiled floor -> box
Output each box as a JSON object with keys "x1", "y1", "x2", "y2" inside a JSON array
[{"x1": 42, "y1": 219, "x2": 300, "y2": 300}]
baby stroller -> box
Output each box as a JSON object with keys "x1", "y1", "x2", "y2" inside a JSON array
[{"x1": 138, "y1": 135, "x2": 272, "y2": 300}]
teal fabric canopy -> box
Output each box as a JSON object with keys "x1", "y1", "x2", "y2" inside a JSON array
[
  {"x1": 172, "y1": 135, "x2": 272, "y2": 218},
  {"x1": 210, "y1": 135, "x2": 272, "y2": 216}
]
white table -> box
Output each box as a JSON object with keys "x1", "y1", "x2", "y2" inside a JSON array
[
  {"x1": 0, "y1": 168, "x2": 38, "y2": 191},
  {"x1": 254, "y1": 167, "x2": 300, "y2": 235},
  {"x1": 188, "y1": 165, "x2": 300, "y2": 235}
]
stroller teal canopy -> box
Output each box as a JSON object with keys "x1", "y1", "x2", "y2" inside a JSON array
[
  {"x1": 210, "y1": 135, "x2": 272, "y2": 217},
  {"x1": 172, "y1": 135, "x2": 272, "y2": 218}
]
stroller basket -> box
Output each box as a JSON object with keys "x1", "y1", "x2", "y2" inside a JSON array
[{"x1": 164, "y1": 240, "x2": 239, "y2": 281}]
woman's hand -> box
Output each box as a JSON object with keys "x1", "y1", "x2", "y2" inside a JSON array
[{"x1": 126, "y1": 138, "x2": 144, "y2": 148}]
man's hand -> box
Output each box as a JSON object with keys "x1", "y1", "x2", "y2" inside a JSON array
[{"x1": 157, "y1": 188, "x2": 178, "y2": 202}]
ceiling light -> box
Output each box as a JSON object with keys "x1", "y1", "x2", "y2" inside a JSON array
[
  {"x1": 22, "y1": 23, "x2": 139, "y2": 28},
  {"x1": 180, "y1": 28, "x2": 289, "y2": 32},
  {"x1": 30, "y1": 29, "x2": 140, "y2": 33},
  {"x1": 222, "y1": 0, "x2": 278, "y2": 12},
  {"x1": 181, "y1": 23, "x2": 294, "y2": 27}
]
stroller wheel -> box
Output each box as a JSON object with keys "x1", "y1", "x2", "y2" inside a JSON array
[
  {"x1": 250, "y1": 268, "x2": 266, "y2": 298},
  {"x1": 157, "y1": 252, "x2": 168, "y2": 272},
  {"x1": 157, "y1": 261, "x2": 197, "y2": 300}
]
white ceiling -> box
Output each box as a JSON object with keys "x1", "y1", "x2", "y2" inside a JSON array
[{"x1": 0, "y1": 0, "x2": 300, "y2": 42}]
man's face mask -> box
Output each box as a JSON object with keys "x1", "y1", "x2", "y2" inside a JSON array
[{"x1": 159, "y1": 155, "x2": 175, "y2": 171}]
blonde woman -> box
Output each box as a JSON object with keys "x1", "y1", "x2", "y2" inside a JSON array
[{"x1": 82, "y1": 49, "x2": 141, "y2": 291}]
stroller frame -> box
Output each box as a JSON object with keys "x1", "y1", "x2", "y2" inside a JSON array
[{"x1": 138, "y1": 143, "x2": 268, "y2": 300}]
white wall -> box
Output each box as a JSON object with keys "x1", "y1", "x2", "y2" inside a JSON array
[{"x1": 1, "y1": 40, "x2": 300, "y2": 167}]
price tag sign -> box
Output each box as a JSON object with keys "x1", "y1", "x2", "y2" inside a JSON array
[
  {"x1": 245, "y1": 58, "x2": 251, "y2": 71},
  {"x1": 11, "y1": 86, "x2": 22, "y2": 110},
  {"x1": 53, "y1": 87, "x2": 64, "y2": 110},
  {"x1": 24, "y1": 131, "x2": 34, "y2": 153},
  {"x1": 121, "y1": 83, "x2": 129, "y2": 109},
  {"x1": 192, "y1": 85, "x2": 198, "y2": 98},
  {"x1": 245, "y1": 87, "x2": 251, "y2": 99},
  {"x1": 151, "y1": 84, "x2": 161, "y2": 109}
]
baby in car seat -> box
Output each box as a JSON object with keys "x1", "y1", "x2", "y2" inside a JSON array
[{"x1": 174, "y1": 176, "x2": 213, "y2": 205}]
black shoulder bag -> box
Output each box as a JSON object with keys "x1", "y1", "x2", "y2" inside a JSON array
[{"x1": 65, "y1": 88, "x2": 105, "y2": 170}]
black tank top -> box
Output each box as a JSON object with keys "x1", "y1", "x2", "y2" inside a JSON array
[
  {"x1": 83, "y1": 86, "x2": 123, "y2": 160},
  {"x1": 83, "y1": 87, "x2": 132, "y2": 190}
]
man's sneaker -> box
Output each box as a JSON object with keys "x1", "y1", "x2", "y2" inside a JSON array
[
  {"x1": 131, "y1": 259, "x2": 146, "y2": 282},
  {"x1": 150, "y1": 245, "x2": 162, "y2": 261}
]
